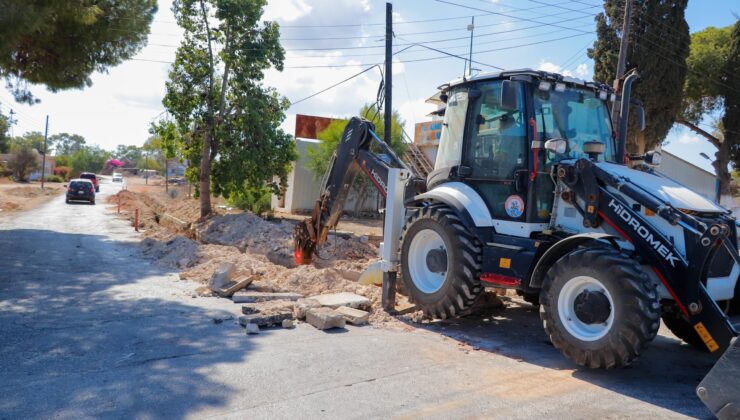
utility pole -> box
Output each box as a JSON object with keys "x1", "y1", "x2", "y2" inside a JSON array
[
  {"x1": 467, "y1": 16, "x2": 475, "y2": 77},
  {"x1": 382, "y1": 1, "x2": 396, "y2": 312},
  {"x1": 40, "y1": 115, "x2": 48, "y2": 189},
  {"x1": 612, "y1": 0, "x2": 633, "y2": 124},
  {"x1": 383, "y1": 2, "x2": 392, "y2": 147}
]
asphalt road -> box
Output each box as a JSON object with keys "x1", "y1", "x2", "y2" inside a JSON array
[{"x1": 0, "y1": 178, "x2": 730, "y2": 419}]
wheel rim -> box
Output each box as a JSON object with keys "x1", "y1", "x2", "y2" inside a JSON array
[
  {"x1": 407, "y1": 228, "x2": 448, "y2": 294},
  {"x1": 557, "y1": 275, "x2": 614, "y2": 341}
]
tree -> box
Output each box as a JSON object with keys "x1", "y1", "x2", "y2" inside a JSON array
[
  {"x1": 163, "y1": 0, "x2": 296, "y2": 218},
  {"x1": 70, "y1": 146, "x2": 110, "y2": 176},
  {"x1": 589, "y1": 0, "x2": 690, "y2": 154},
  {"x1": 8, "y1": 139, "x2": 40, "y2": 181},
  {"x1": 677, "y1": 24, "x2": 736, "y2": 198},
  {"x1": 0, "y1": 1, "x2": 157, "y2": 103},
  {"x1": 725, "y1": 21, "x2": 740, "y2": 183},
  {"x1": 11, "y1": 132, "x2": 45, "y2": 153},
  {"x1": 150, "y1": 119, "x2": 182, "y2": 190},
  {"x1": 306, "y1": 105, "x2": 407, "y2": 216},
  {"x1": 114, "y1": 144, "x2": 144, "y2": 167},
  {"x1": 50, "y1": 133, "x2": 87, "y2": 156},
  {"x1": 0, "y1": 111, "x2": 9, "y2": 153}
]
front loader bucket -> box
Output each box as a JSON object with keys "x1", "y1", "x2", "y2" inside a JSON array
[{"x1": 697, "y1": 337, "x2": 740, "y2": 419}]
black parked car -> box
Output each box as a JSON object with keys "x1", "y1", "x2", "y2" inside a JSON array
[{"x1": 66, "y1": 179, "x2": 95, "y2": 204}]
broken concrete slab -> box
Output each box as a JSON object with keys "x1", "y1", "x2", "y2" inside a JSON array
[
  {"x1": 232, "y1": 291, "x2": 303, "y2": 304},
  {"x1": 238, "y1": 310, "x2": 293, "y2": 327},
  {"x1": 306, "y1": 307, "x2": 346, "y2": 330},
  {"x1": 307, "y1": 292, "x2": 371, "y2": 310},
  {"x1": 217, "y1": 274, "x2": 256, "y2": 298},
  {"x1": 266, "y1": 248, "x2": 296, "y2": 268},
  {"x1": 160, "y1": 213, "x2": 190, "y2": 231},
  {"x1": 208, "y1": 262, "x2": 234, "y2": 292},
  {"x1": 245, "y1": 323, "x2": 260, "y2": 334},
  {"x1": 335, "y1": 306, "x2": 369, "y2": 325},
  {"x1": 281, "y1": 319, "x2": 294, "y2": 329},
  {"x1": 241, "y1": 300, "x2": 296, "y2": 315},
  {"x1": 294, "y1": 298, "x2": 321, "y2": 319}
]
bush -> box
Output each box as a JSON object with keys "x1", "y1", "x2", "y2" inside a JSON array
[
  {"x1": 227, "y1": 187, "x2": 272, "y2": 216},
  {"x1": 54, "y1": 166, "x2": 72, "y2": 181},
  {"x1": 0, "y1": 162, "x2": 11, "y2": 177},
  {"x1": 44, "y1": 175, "x2": 64, "y2": 183}
]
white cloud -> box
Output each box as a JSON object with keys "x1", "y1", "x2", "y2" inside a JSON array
[
  {"x1": 263, "y1": 0, "x2": 312, "y2": 22},
  {"x1": 676, "y1": 131, "x2": 701, "y2": 144},
  {"x1": 575, "y1": 63, "x2": 589, "y2": 78},
  {"x1": 536, "y1": 61, "x2": 573, "y2": 77}
]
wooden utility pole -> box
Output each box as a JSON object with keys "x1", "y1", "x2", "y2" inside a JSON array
[
  {"x1": 467, "y1": 16, "x2": 475, "y2": 76},
  {"x1": 612, "y1": 0, "x2": 633, "y2": 124},
  {"x1": 383, "y1": 2, "x2": 392, "y2": 147},
  {"x1": 40, "y1": 115, "x2": 49, "y2": 189},
  {"x1": 382, "y1": 2, "x2": 396, "y2": 312}
]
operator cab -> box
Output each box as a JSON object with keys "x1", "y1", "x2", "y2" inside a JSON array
[{"x1": 429, "y1": 69, "x2": 616, "y2": 231}]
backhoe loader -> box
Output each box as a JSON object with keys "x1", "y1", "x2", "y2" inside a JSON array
[{"x1": 293, "y1": 69, "x2": 739, "y2": 418}]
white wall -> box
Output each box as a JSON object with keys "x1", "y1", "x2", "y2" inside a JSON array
[{"x1": 657, "y1": 151, "x2": 717, "y2": 202}]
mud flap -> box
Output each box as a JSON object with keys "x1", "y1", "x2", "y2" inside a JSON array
[{"x1": 697, "y1": 337, "x2": 740, "y2": 420}]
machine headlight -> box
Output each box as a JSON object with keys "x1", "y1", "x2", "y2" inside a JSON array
[
  {"x1": 538, "y1": 81, "x2": 552, "y2": 91},
  {"x1": 555, "y1": 82, "x2": 566, "y2": 92}
]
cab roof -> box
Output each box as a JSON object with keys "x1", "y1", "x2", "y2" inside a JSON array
[{"x1": 442, "y1": 68, "x2": 614, "y2": 94}]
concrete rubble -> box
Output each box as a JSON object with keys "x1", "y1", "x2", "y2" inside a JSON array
[
  {"x1": 306, "y1": 307, "x2": 346, "y2": 330},
  {"x1": 335, "y1": 306, "x2": 369, "y2": 325},
  {"x1": 238, "y1": 310, "x2": 294, "y2": 328},
  {"x1": 307, "y1": 292, "x2": 371, "y2": 310},
  {"x1": 232, "y1": 291, "x2": 304, "y2": 303}
]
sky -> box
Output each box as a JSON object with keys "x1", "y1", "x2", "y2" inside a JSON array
[{"x1": 0, "y1": 0, "x2": 737, "y2": 172}]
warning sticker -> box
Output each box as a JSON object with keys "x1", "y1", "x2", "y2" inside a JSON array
[
  {"x1": 693, "y1": 322, "x2": 720, "y2": 352},
  {"x1": 505, "y1": 195, "x2": 525, "y2": 218}
]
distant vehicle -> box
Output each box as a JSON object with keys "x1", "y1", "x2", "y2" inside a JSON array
[
  {"x1": 65, "y1": 179, "x2": 95, "y2": 205},
  {"x1": 79, "y1": 172, "x2": 99, "y2": 192},
  {"x1": 112, "y1": 173, "x2": 123, "y2": 183}
]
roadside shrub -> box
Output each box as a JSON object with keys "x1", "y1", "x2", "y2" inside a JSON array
[
  {"x1": 227, "y1": 187, "x2": 272, "y2": 216},
  {"x1": 54, "y1": 166, "x2": 72, "y2": 181},
  {"x1": 0, "y1": 162, "x2": 11, "y2": 177},
  {"x1": 44, "y1": 175, "x2": 64, "y2": 183}
]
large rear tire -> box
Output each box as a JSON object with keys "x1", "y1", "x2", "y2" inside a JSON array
[
  {"x1": 661, "y1": 303, "x2": 707, "y2": 351},
  {"x1": 540, "y1": 247, "x2": 660, "y2": 368},
  {"x1": 400, "y1": 204, "x2": 482, "y2": 319}
]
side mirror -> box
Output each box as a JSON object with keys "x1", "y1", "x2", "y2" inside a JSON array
[
  {"x1": 439, "y1": 93, "x2": 448, "y2": 104},
  {"x1": 544, "y1": 138, "x2": 568, "y2": 154},
  {"x1": 500, "y1": 80, "x2": 519, "y2": 111},
  {"x1": 644, "y1": 150, "x2": 661, "y2": 166}
]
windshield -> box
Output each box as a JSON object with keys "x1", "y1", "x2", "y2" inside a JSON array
[
  {"x1": 533, "y1": 87, "x2": 615, "y2": 163},
  {"x1": 434, "y1": 89, "x2": 469, "y2": 170}
]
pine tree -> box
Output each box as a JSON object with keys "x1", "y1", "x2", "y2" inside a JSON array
[
  {"x1": 589, "y1": 0, "x2": 690, "y2": 154},
  {"x1": 725, "y1": 21, "x2": 740, "y2": 172}
]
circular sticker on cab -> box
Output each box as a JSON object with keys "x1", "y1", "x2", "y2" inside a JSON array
[{"x1": 505, "y1": 195, "x2": 524, "y2": 218}]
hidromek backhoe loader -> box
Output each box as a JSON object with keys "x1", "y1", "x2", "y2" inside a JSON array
[{"x1": 293, "y1": 69, "x2": 740, "y2": 418}]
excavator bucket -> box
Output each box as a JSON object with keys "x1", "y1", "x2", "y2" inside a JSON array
[{"x1": 697, "y1": 337, "x2": 740, "y2": 419}]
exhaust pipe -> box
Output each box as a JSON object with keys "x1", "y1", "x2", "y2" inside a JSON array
[{"x1": 616, "y1": 71, "x2": 639, "y2": 164}]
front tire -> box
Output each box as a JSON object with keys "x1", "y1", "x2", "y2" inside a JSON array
[
  {"x1": 661, "y1": 303, "x2": 707, "y2": 351},
  {"x1": 540, "y1": 247, "x2": 660, "y2": 368},
  {"x1": 400, "y1": 204, "x2": 482, "y2": 319}
]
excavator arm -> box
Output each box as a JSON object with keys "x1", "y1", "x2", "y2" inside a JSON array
[{"x1": 293, "y1": 116, "x2": 418, "y2": 264}]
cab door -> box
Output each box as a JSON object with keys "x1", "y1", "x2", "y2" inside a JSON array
[{"x1": 462, "y1": 80, "x2": 529, "y2": 223}]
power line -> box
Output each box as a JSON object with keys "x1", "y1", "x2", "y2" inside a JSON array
[{"x1": 290, "y1": 65, "x2": 380, "y2": 106}]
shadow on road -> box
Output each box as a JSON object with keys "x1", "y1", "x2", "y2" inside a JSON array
[
  {"x1": 404, "y1": 296, "x2": 719, "y2": 418},
  {"x1": 0, "y1": 229, "x2": 251, "y2": 418}
]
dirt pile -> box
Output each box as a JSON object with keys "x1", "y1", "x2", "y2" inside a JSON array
[
  {"x1": 197, "y1": 213, "x2": 293, "y2": 253},
  {"x1": 141, "y1": 236, "x2": 201, "y2": 268}
]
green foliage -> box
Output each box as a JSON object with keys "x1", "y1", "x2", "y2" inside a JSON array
[
  {"x1": 8, "y1": 138, "x2": 40, "y2": 181},
  {"x1": 149, "y1": 119, "x2": 181, "y2": 160},
  {"x1": 70, "y1": 146, "x2": 111, "y2": 176},
  {"x1": 43, "y1": 174, "x2": 63, "y2": 183},
  {"x1": 0, "y1": 1, "x2": 157, "y2": 103},
  {"x1": 0, "y1": 111, "x2": 9, "y2": 153},
  {"x1": 306, "y1": 105, "x2": 407, "y2": 215},
  {"x1": 53, "y1": 166, "x2": 72, "y2": 181},
  {"x1": 163, "y1": 0, "x2": 296, "y2": 217},
  {"x1": 114, "y1": 144, "x2": 144, "y2": 167},
  {"x1": 11, "y1": 132, "x2": 45, "y2": 152},
  {"x1": 725, "y1": 21, "x2": 740, "y2": 169},
  {"x1": 54, "y1": 155, "x2": 71, "y2": 168},
  {"x1": 227, "y1": 186, "x2": 272, "y2": 215},
  {"x1": 50, "y1": 133, "x2": 86, "y2": 156},
  {"x1": 589, "y1": 0, "x2": 690, "y2": 152}
]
